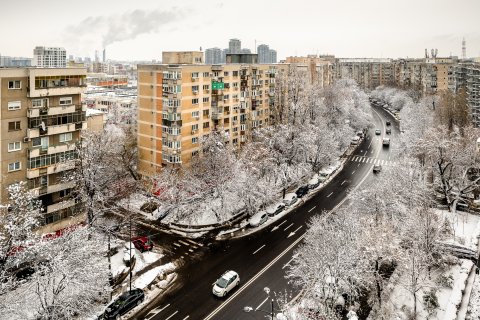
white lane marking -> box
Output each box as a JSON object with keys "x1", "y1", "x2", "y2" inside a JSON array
[
  {"x1": 188, "y1": 249, "x2": 194, "y2": 252},
  {"x1": 271, "y1": 220, "x2": 287, "y2": 231},
  {"x1": 204, "y1": 234, "x2": 305, "y2": 320},
  {"x1": 282, "y1": 257, "x2": 295, "y2": 269},
  {"x1": 368, "y1": 140, "x2": 372, "y2": 148},
  {"x1": 284, "y1": 223, "x2": 294, "y2": 231},
  {"x1": 381, "y1": 160, "x2": 385, "y2": 165},
  {"x1": 253, "y1": 245, "x2": 266, "y2": 255},
  {"x1": 357, "y1": 163, "x2": 360, "y2": 167},
  {"x1": 173, "y1": 243, "x2": 181, "y2": 247},
  {"x1": 288, "y1": 225, "x2": 303, "y2": 236},
  {"x1": 364, "y1": 150, "x2": 368, "y2": 156},
  {"x1": 326, "y1": 192, "x2": 333, "y2": 198},
  {"x1": 165, "y1": 311, "x2": 178, "y2": 320},
  {"x1": 178, "y1": 240, "x2": 191, "y2": 246},
  {"x1": 186, "y1": 239, "x2": 200, "y2": 246},
  {"x1": 256, "y1": 296, "x2": 269, "y2": 311},
  {"x1": 361, "y1": 158, "x2": 366, "y2": 163},
  {"x1": 341, "y1": 180, "x2": 346, "y2": 185},
  {"x1": 183, "y1": 317, "x2": 190, "y2": 320},
  {"x1": 352, "y1": 170, "x2": 356, "y2": 175},
  {"x1": 308, "y1": 206, "x2": 316, "y2": 212},
  {"x1": 156, "y1": 304, "x2": 170, "y2": 313}
]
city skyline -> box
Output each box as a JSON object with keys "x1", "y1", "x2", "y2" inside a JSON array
[{"x1": 1, "y1": 0, "x2": 480, "y2": 61}]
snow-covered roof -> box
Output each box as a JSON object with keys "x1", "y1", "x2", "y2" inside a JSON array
[{"x1": 86, "y1": 108, "x2": 106, "y2": 117}]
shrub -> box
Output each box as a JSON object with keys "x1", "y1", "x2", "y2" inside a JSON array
[{"x1": 423, "y1": 289, "x2": 439, "y2": 312}]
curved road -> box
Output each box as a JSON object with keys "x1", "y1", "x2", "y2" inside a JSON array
[{"x1": 134, "y1": 104, "x2": 399, "y2": 320}]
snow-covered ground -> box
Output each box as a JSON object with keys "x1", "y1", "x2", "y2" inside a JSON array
[{"x1": 466, "y1": 272, "x2": 480, "y2": 319}]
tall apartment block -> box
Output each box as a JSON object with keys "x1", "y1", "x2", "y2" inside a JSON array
[
  {"x1": 205, "y1": 48, "x2": 223, "y2": 64},
  {"x1": 137, "y1": 53, "x2": 284, "y2": 177},
  {"x1": 0, "y1": 68, "x2": 87, "y2": 233},
  {"x1": 33, "y1": 46, "x2": 67, "y2": 68},
  {"x1": 229, "y1": 39, "x2": 242, "y2": 54},
  {"x1": 455, "y1": 61, "x2": 480, "y2": 126}
]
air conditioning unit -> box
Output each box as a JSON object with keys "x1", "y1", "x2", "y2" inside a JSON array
[
  {"x1": 205, "y1": 89, "x2": 210, "y2": 93},
  {"x1": 193, "y1": 90, "x2": 198, "y2": 95},
  {"x1": 23, "y1": 137, "x2": 29, "y2": 143}
]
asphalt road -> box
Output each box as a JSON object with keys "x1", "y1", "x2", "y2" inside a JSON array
[{"x1": 134, "y1": 104, "x2": 399, "y2": 320}]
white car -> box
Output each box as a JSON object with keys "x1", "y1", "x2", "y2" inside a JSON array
[
  {"x1": 248, "y1": 211, "x2": 268, "y2": 227},
  {"x1": 283, "y1": 193, "x2": 298, "y2": 206},
  {"x1": 308, "y1": 176, "x2": 320, "y2": 189},
  {"x1": 266, "y1": 202, "x2": 286, "y2": 217},
  {"x1": 382, "y1": 138, "x2": 390, "y2": 146},
  {"x1": 351, "y1": 136, "x2": 360, "y2": 145},
  {"x1": 212, "y1": 270, "x2": 240, "y2": 297}
]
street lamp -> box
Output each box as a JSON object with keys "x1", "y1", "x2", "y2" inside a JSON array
[{"x1": 243, "y1": 287, "x2": 287, "y2": 320}]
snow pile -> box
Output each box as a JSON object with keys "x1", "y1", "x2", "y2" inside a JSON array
[
  {"x1": 133, "y1": 263, "x2": 175, "y2": 289},
  {"x1": 466, "y1": 273, "x2": 480, "y2": 319}
]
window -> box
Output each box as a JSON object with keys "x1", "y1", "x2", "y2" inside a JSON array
[
  {"x1": 8, "y1": 121, "x2": 21, "y2": 131},
  {"x1": 191, "y1": 111, "x2": 200, "y2": 118},
  {"x1": 233, "y1": 71, "x2": 239, "y2": 77},
  {"x1": 203, "y1": 122, "x2": 210, "y2": 129},
  {"x1": 203, "y1": 97, "x2": 210, "y2": 103},
  {"x1": 8, "y1": 161, "x2": 21, "y2": 172},
  {"x1": 192, "y1": 85, "x2": 199, "y2": 92},
  {"x1": 32, "y1": 136, "x2": 49, "y2": 149},
  {"x1": 8, "y1": 80, "x2": 21, "y2": 89},
  {"x1": 203, "y1": 85, "x2": 210, "y2": 90},
  {"x1": 8, "y1": 101, "x2": 21, "y2": 111},
  {"x1": 59, "y1": 97, "x2": 73, "y2": 105},
  {"x1": 224, "y1": 71, "x2": 229, "y2": 76},
  {"x1": 8, "y1": 142, "x2": 21, "y2": 152},
  {"x1": 191, "y1": 72, "x2": 199, "y2": 78},
  {"x1": 32, "y1": 98, "x2": 49, "y2": 107},
  {"x1": 191, "y1": 124, "x2": 199, "y2": 132},
  {"x1": 240, "y1": 124, "x2": 246, "y2": 131},
  {"x1": 203, "y1": 72, "x2": 210, "y2": 78},
  {"x1": 192, "y1": 98, "x2": 199, "y2": 104},
  {"x1": 192, "y1": 137, "x2": 199, "y2": 144},
  {"x1": 59, "y1": 132, "x2": 72, "y2": 143}
]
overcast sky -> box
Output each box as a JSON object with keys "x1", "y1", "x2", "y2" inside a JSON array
[{"x1": 1, "y1": 0, "x2": 479, "y2": 61}]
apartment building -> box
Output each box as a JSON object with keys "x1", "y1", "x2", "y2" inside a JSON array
[
  {"x1": 455, "y1": 61, "x2": 480, "y2": 126},
  {"x1": 286, "y1": 56, "x2": 334, "y2": 87},
  {"x1": 0, "y1": 68, "x2": 87, "y2": 233},
  {"x1": 33, "y1": 46, "x2": 67, "y2": 68},
  {"x1": 137, "y1": 57, "x2": 283, "y2": 177}
]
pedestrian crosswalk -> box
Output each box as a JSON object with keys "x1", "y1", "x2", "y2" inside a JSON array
[
  {"x1": 171, "y1": 238, "x2": 203, "y2": 258},
  {"x1": 350, "y1": 155, "x2": 396, "y2": 166}
]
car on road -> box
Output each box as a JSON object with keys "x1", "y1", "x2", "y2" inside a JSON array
[
  {"x1": 102, "y1": 288, "x2": 145, "y2": 319},
  {"x1": 296, "y1": 186, "x2": 309, "y2": 198},
  {"x1": 212, "y1": 270, "x2": 240, "y2": 297},
  {"x1": 266, "y1": 202, "x2": 286, "y2": 217},
  {"x1": 382, "y1": 138, "x2": 390, "y2": 146},
  {"x1": 248, "y1": 211, "x2": 268, "y2": 227},
  {"x1": 386, "y1": 121, "x2": 391, "y2": 126},
  {"x1": 356, "y1": 130, "x2": 364, "y2": 138},
  {"x1": 351, "y1": 136, "x2": 361, "y2": 145},
  {"x1": 373, "y1": 164, "x2": 382, "y2": 173},
  {"x1": 283, "y1": 193, "x2": 298, "y2": 207},
  {"x1": 375, "y1": 129, "x2": 381, "y2": 135},
  {"x1": 386, "y1": 128, "x2": 391, "y2": 134},
  {"x1": 132, "y1": 236, "x2": 153, "y2": 252}
]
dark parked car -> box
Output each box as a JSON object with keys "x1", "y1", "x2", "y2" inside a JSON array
[
  {"x1": 132, "y1": 236, "x2": 153, "y2": 252},
  {"x1": 373, "y1": 164, "x2": 382, "y2": 173},
  {"x1": 102, "y1": 289, "x2": 144, "y2": 319},
  {"x1": 386, "y1": 121, "x2": 391, "y2": 126},
  {"x1": 295, "y1": 186, "x2": 309, "y2": 198},
  {"x1": 386, "y1": 128, "x2": 391, "y2": 134}
]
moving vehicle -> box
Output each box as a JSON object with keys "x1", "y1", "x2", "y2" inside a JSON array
[
  {"x1": 386, "y1": 128, "x2": 391, "y2": 134},
  {"x1": 102, "y1": 289, "x2": 145, "y2": 319},
  {"x1": 248, "y1": 211, "x2": 268, "y2": 227},
  {"x1": 212, "y1": 271, "x2": 240, "y2": 297},
  {"x1": 266, "y1": 202, "x2": 286, "y2": 217},
  {"x1": 283, "y1": 193, "x2": 298, "y2": 206},
  {"x1": 386, "y1": 121, "x2": 391, "y2": 126},
  {"x1": 373, "y1": 164, "x2": 382, "y2": 173},
  {"x1": 375, "y1": 129, "x2": 381, "y2": 135},
  {"x1": 132, "y1": 236, "x2": 153, "y2": 252},
  {"x1": 382, "y1": 138, "x2": 390, "y2": 146},
  {"x1": 296, "y1": 186, "x2": 309, "y2": 198}
]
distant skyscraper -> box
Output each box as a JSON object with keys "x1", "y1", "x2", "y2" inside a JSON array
[
  {"x1": 0, "y1": 55, "x2": 32, "y2": 67},
  {"x1": 269, "y1": 49, "x2": 277, "y2": 63},
  {"x1": 33, "y1": 46, "x2": 66, "y2": 68},
  {"x1": 257, "y1": 44, "x2": 270, "y2": 63},
  {"x1": 221, "y1": 49, "x2": 228, "y2": 63},
  {"x1": 241, "y1": 48, "x2": 251, "y2": 54},
  {"x1": 103, "y1": 49, "x2": 106, "y2": 63},
  {"x1": 205, "y1": 47, "x2": 223, "y2": 64},
  {"x1": 229, "y1": 39, "x2": 241, "y2": 54}
]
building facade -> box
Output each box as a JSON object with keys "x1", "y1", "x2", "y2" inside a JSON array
[
  {"x1": 228, "y1": 39, "x2": 242, "y2": 54},
  {"x1": 33, "y1": 47, "x2": 67, "y2": 68},
  {"x1": 205, "y1": 48, "x2": 223, "y2": 64},
  {"x1": 0, "y1": 68, "x2": 87, "y2": 232},
  {"x1": 137, "y1": 59, "x2": 284, "y2": 177},
  {"x1": 0, "y1": 55, "x2": 32, "y2": 67}
]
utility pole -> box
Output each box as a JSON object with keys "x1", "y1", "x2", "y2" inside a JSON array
[{"x1": 271, "y1": 299, "x2": 274, "y2": 320}]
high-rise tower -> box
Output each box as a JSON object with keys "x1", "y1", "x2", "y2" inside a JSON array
[{"x1": 462, "y1": 38, "x2": 466, "y2": 60}]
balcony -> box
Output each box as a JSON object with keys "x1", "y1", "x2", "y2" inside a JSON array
[
  {"x1": 27, "y1": 128, "x2": 40, "y2": 139},
  {"x1": 48, "y1": 160, "x2": 76, "y2": 174},
  {"x1": 29, "y1": 86, "x2": 85, "y2": 98},
  {"x1": 211, "y1": 112, "x2": 223, "y2": 120},
  {"x1": 48, "y1": 104, "x2": 77, "y2": 116},
  {"x1": 47, "y1": 199, "x2": 76, "y2": 214},
  {"x1": 31, "y1": 180, "x2": 75, "y2": 196},
  {"x1": 48, "y1": 123, "x2": 77, "y2": 135}
]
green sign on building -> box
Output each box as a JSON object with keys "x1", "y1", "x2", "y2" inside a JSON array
[{"x1": 212, "y1": 81, "x2": 224, "y2": 90}]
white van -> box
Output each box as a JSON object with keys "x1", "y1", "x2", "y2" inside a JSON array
[
  {"x1": 283, "y1": 193, "x2": 298, "y2": 207},
  {"x1": 351, "y1": 136, "x2": 361, "y2": 145},
  {"x1": 308, "y1": 177, "x2": 320, "y2": 189}
]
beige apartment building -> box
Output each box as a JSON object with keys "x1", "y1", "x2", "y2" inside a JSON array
[
  {"x1": 0, "y1": 68, "x2": 87, "y2": 233},
  {"x1": 137, "y1": 53, "x2": 285, "y2": 177},
  {"x1": 285, "y1": 55, "x2": 334, "y2": 87}
]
